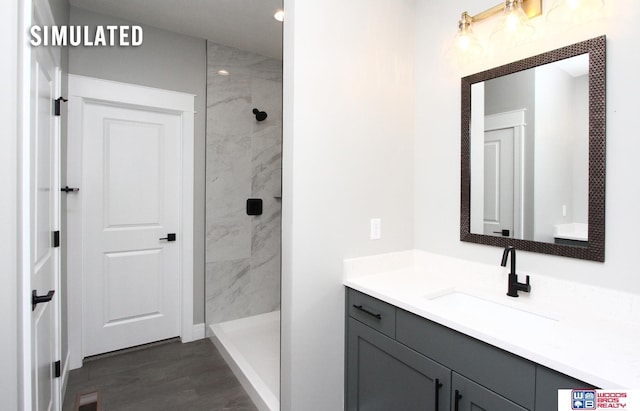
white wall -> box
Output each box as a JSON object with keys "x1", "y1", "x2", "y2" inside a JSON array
[
  {"x1": 572, "y1": 75, "x2": 589, "y2": 222},
  {"x1": 1, "y1": 0, "x2": 19, "y2": 408},
  {"x1": 68, "y1": 7, "x2": 207, "y2": 324},
  {"x1": 282, "y1": 0, "x2": 416, "y2": 409},
  {"x1": 534, "y1": 64, "x2": 574, "y2": 242},
  {"x1": 416, "y1": 0, "x2": 640, "y2": 293}
]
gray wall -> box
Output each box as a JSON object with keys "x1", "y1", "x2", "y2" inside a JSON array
[
  {"x1": 69, "y1": 6, "x2": 207, "y2": 324},
  {"x1": 205, "y1": 42, "x2": 282, "y2": 325}
]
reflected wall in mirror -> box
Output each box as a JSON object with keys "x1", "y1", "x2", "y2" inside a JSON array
[{"x1": 460, "y1": 36, "x2": 606, "y2": 261}]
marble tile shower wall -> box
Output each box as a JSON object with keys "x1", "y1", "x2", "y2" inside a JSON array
[{"x1": 205, "y1": 42, "x2": 282, "y2": 325}]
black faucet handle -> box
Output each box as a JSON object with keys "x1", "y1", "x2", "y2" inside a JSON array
[{"x1": 521, "y1": 275, "x2": 532, "y2": 293}]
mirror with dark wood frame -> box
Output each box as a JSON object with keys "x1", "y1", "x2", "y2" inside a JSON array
[{"x1": 460, "y1": 36, "x2": 606, "y2": 261}]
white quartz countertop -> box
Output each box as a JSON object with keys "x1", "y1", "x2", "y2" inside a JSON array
[{"x1": 343, "y1": 250, "x2": 640, "y2": 389}]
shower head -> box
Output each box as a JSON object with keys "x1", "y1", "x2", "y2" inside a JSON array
[{"x1": 252, "y1": 108, "x2": 268, "y2": 122}]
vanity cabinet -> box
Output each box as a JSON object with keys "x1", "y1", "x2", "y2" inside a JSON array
[
  {"x1": 452, "y1": 372, "x2": 527, "y2": 411},
  {"x1": 345, "y1": 288, "x2": 593, "y2": 411},
  {"x1": 347, "y1": 318, "x2": 450, "y2": 411}
]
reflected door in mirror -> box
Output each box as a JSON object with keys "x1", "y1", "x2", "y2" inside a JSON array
[{"x1": 483, "y1": 128, "x2": 514, "y2": 238}]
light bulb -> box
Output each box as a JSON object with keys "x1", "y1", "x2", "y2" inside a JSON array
[
  {"x1": 567, "y1": 0, "x2": 580, "y2": 9},
  {"x1": 491, "y1": 0, "x2": 535, "y2": 49},
  {"x1": 457, "y1": 34, "x2": 471, "y2": 52},
  {"x1": 446, "y1": 12, "x2": 485, "y2": 68},
  {"x1": 506, "y1": 12, "x2": 521, "y2": 32}
]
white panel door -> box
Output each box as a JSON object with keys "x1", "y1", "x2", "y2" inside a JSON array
[
  {"x1": 483, "y1": 128, "x2": 514, "y2": 238},
  {"x1": 82, "y1": 102, "x2": 182, "y2": 357},
  {"x1": 29, "y1": 12, "x2": 60, "y2": 411}
]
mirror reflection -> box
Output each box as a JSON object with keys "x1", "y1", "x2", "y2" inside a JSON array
[
  {"x1": 460, "y1": 35, "x2": 606, "y2": 262},
  {"x1": 470, "y1": 54, "x2": 589, "y2": 247}
]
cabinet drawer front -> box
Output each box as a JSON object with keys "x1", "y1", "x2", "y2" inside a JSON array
[
  {"x1": 397, "y1": 310, "x2": 536, "y2": 409},
  {"x1": 347, "y1": 288, "x2": 396, "y2": 338}
]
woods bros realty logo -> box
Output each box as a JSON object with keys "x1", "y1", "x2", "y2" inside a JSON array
[
  {"x1": 559, "y1": 389, "x2": 639, "y2": 410},
  {"x1": 30, "y1": 25, "x2": 143, "y2": 46}
]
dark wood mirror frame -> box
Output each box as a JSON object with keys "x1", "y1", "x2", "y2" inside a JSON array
[{"x1": 460, "y1": 36, "x2": 606, "y2": 261}]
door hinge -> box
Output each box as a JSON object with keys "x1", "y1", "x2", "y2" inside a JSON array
[
  {"x1": 53, "y1": 97, "x2": 68, "y2": 116},
  {"x1": 54, "y1": 360, "x2": 61, "y2": 378},
  {"x1": 53, "y1": 231, "x2": 60, "y2": 248}
]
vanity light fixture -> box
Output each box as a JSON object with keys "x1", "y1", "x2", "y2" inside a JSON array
[
  {"x1": 546, "y1": 0, "x2": 604, "y2": 25},
  {"x1": 490, "y1": 0, "x2": 537, "y2": 48},
  {"x1": 453, "y1": 12, "x2": 484, "y2": 61},
  {"x1": 274, "y1": 10, "x2": 285, "y2": 22},
  {"x1": 452, "y1": 0, "x2": 542, "y2": 60}
]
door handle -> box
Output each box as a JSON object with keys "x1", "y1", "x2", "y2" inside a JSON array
[
  {"x1": 454, "y1": 389, "x2": 462, "y2": 411},
  {"x1": 492, "y1": 229, "x2": 510, "y2": 237},
  {"x1": 32, "y1": 290, "x2": 55, "y2": 311},
  {"x1": 159, "y1": 233, "x2": 176, "y2": 242},
  {"x1": 60, "y1": 186, "x2": 79, "y2": 193},
  {"x1": 352, "y1": 304, "x2": 382, "y2": 319},
  {"x1": 434, "y1": 378, "x2": 443, "y2": 410}
]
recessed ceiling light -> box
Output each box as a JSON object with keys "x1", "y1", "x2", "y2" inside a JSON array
[
  {"x1": 274, "y1": 10, "x2": 285, "y2": 22},
  {"x1": 217, "y1": 69, "x2": 230, "y2": 76}
]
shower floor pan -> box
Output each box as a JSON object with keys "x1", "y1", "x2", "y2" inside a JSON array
[{"x1": 209, "y1": 311, "x2": 280, "y2": 411}]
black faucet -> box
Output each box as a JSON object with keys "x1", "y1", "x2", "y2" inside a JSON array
[{"x1": 500, "y1": 246, "x2": 531, "y2": 297}]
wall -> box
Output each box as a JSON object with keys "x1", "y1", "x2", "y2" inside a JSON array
[
  {"x1": 68, "y1": 7, "x2": 207, "y2": 324},
  {"x1": 534, "y1": 64, "x2": 585, "y2": 242},
  {"x1": 572, "y1": 75, "x2": 589, "y2": 222},
  {"x1": 282, "y1": 0, "x2": 416, "y2": 409},
  {"x1": 205, "y1": 42, "x2": 282, "y2": 325},
  {"x1": 415, "y1": 1, "x2": 640, "y2": 293}
]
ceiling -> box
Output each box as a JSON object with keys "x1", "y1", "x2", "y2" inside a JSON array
[{"x1": 69, "y1": 0, "x2": 283, "y2": 59}]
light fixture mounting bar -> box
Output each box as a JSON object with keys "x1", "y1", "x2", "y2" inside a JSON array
[{"x1": 468, "y1": 0, "x2": 542, "y2": 23}]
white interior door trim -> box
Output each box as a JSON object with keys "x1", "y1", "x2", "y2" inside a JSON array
[
  {"x1": 485, "y1": 109, "x2": 526, "y2": 239},
  {"x1": 1, "y1": 0, "x2": 20, "y2": 408},
  {"x1": 67, "y1": 75, "x2": 195, "y2": 369},
  {"x1": 19, "y1": 0, "x2": 62, "y2": 408}
]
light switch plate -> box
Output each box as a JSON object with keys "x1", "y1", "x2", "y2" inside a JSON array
[{"x1": 370, "y1": 218, "x2": 381, "y2": 240}]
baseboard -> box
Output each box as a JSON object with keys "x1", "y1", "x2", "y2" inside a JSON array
[
  {"x1": 191, "y1": 323, "x2": 205, "y2": 341},
  {"x1": 60, "y1": 350, "x2": 71, "y2": 404}
]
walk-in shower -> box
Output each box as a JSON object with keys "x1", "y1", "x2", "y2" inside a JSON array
[{"x1": 205, "y1": 41, "x2": 282, "y2": 411}]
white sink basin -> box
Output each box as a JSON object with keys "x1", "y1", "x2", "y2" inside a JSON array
[{"x1": 427, "y1": 291, "x2": 558, "y2": 328}]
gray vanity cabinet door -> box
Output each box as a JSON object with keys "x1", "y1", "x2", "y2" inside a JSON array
[
  {"x1": 347, "y1": 318, "x2": 451, "y2": 411},
  {"x1": 535, "y1": 366, "x2": 596, "y2": 411},
  {"x1": 452, "y1": 372, "x2": 528, "y2": 411}
]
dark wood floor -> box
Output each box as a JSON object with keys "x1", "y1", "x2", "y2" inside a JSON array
[{"x1": 63, "y1": 338, "x2": 258, "y2": 411}]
